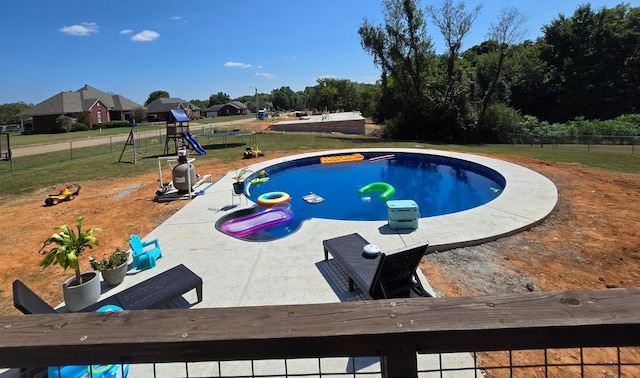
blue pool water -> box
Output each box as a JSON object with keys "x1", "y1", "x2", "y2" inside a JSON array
[{"x1": 223, "y1": 152, "x2": 505, "y2": 241}]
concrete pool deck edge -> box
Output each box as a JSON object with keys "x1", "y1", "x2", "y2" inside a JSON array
[{"x1": 209, "y1": 148, "x2": 559, "y2": 252}]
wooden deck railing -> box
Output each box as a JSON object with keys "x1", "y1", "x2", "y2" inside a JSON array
[{"x1": 2, "y1": 288, "x2": 640, "y2": 377}]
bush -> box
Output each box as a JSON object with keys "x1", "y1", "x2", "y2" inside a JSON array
[
  {"x1": 97, "y1": 121, "x2": 130, "y2": 129},
  {"x1": 483, "y1": 103, "x2": 524, "y2": 142},
  {"x1": 70, "y1": 123, "x2": 89, "y2": 132},
  {"x1": 55, "y1": 115, "x2": 73, "y2": 133},
  {"x1": 110, "y1": 121, "x2": 131, "y2": 128}
]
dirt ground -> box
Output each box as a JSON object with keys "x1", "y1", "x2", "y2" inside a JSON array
[{"x1": 1, "y1": 121, "x2": 639, "y2": 374}]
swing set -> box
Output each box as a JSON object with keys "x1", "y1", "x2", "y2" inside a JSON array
[{"x1": 0, "y1": 131, "x2": 13, "y2": 172}]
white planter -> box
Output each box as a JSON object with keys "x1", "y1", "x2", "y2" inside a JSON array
[
  {"x1": 101, "y1": 262, "x2": 128, "y2": 287},
  {"x1": 62, "y1": 271, "x2": 101, "y2": 312}
]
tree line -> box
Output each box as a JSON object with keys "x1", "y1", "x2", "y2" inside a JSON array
[
  {"x1": 3, "y1": 1, "x2": 638, "y2": 143},
  {"x1": 144, "y1": 80, "x2": 379, "y2": 118},
  {"x1": 358, "y1": 0, "x2": 640, "y2": 142}
]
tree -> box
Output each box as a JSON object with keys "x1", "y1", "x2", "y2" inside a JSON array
[
  {"x1": 539, "y1": 3, "x2": 640, "y2": 122},
  {"x1": 356, "y1": 83, "x2": 380, "y2": 117},
  {"x1": 427, "y1": 0, "x2": 482, "y2": 78},
  {"x1": 131, "y1": 107, "x2": 147, "y2": 123},
  {"x1": 208, "y1": 92, "x2": 231, "y2": 107},
  {"x1": 0, "y1": 102, "x2": 31, "y2": 124},
  {"x1": 144, "y1": 90, "x2": 169, "y2": 106},
  {"x1": 505, "y1": 41, "x2": 550, "y2": 119},
  {"x1": 56, "y1": 115, "x2": 73, "y2": 133},
  {"x1": 359, "y1": 0, "x2": 437, "y2": 139},
  {"x1": 311, "y1": 78, "x2": 360, "y2": 112},
  {"x1": 188, "y1": 99, "x2": 208, "y2": 110},
  {"x1": 271, "y1": 86, "x2": 300, "y2": 110},
  {"x1": 479, "y1": 7, "x2": 526, "y2": 127}
]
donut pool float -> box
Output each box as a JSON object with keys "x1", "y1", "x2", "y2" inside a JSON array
[{"x1": 257, "y1": 191, "x2": 291, "y2": 208}]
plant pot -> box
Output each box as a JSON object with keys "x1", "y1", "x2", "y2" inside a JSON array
[
  {"x1": 101, "y1": 261, "x2": 128, "y2": 287},
  {"x1": 62, "y1": 271, "x2": 101, "y2": 312},
  {"x1": 233, "y1": 181, "x2": 244, "y2": 195}
]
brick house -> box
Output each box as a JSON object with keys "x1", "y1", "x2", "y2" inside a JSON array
[
  {"x1": 205, "y1": 101, "x2": 249, "y2": 117},
  {"x1": 17, "y1": 85, "x2": 142, "y2": 133}
]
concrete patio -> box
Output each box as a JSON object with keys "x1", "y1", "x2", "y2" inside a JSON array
[{"x1": 90, "y1": 148, "x2": 558, "y2": 376}]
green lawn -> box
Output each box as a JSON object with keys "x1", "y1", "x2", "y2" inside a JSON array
[
  {"x1": 1, "y1": 130, "x2": 639, "y2": 202},
  {"x1": 4, "y1": 115, "x2": 256, "y2": 148}
]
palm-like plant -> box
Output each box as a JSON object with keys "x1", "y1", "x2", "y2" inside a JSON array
[{"x1": 39, "y1": 217, "x2": 103, "y2": 285}]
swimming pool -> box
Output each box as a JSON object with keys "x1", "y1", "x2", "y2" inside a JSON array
[{"x1": 218, "y1": 151, "x2": 505, "y2": 241}]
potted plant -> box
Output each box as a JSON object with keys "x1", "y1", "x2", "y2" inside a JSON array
[
  {"x1": 89, "y1": 249, "x2": 130, "y2": 287},
  {"x1": 39, "y1": 217, "x2": 103, "y2": 312},
  {"x1": 232, "y1": 165, "x2": 252, "y2": 194}
]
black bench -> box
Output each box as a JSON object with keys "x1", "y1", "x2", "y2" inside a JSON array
[{"x1": 14, "y1": 264, "x2": 203, "y2": 314}]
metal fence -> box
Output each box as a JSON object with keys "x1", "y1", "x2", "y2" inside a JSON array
[{"x1": 511, "y1": 134, "x2": 640, "y2": 154}]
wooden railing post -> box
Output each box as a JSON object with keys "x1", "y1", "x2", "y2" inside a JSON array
[{"x1": 381, "y1": 350, "x2": 418, "y2": 378}]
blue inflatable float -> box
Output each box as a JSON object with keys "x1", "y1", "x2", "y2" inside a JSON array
[{"x1": 48, "y1": 305, "x2": 130, "y2": 378}]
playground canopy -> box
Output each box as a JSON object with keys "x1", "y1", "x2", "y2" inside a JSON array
[{"x1": 170, "y1": 109, "x2": 191, "y2": 123}]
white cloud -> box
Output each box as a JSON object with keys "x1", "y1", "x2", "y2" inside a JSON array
[
  {"x1": 59, "y1": 22, "x2": 99, "y2": 36},
  {"x1": 131, "y1": 30, "x2": 160, "y2": 42},
  {"x1": 171, "y1": 16, "x2": 182, "y2": 20},
  {"x1": 224, "y1": 62, "x2": 252, "y2": 68},
  {"x1": 255, "y1": 72, "x2": 275, "y2": 79},
  {"x1": 120, "y1": 29, "x2": 133, "y2": 35}
]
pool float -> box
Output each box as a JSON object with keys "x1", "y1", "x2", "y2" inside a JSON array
[
  {"x1": 320, "y1": 153, "x2": 364, "y2": 165},
  {"x1": 48, "y1": 305, "x2": 130, "y2": 378},
  {"x1": 257, "y1": 191, "x2": 291, "y2": 208},
  {"x1": 220, "y1": 204, "x2": 294, "y2": 238},
  {"x1": 358, "y1": 182, "x2": 396, "y2": 201},
  {"x1": 369, "y1": 154, "x2": 395, "y2": 162},
  {"x1": 303, "y1": 193, "x2": 324, "y2": 204},
  {"x1": 245, "y1": 177, "x2": 269, "y2": 196}
]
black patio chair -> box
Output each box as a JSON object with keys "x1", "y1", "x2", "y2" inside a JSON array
[{"x1": 322, "y1": 233, "x2": 431, "y2": 299}]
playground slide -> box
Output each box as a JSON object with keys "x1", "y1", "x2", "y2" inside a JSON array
[
  {"x1": 183, "y1": 132, "x2": 206, "y2": 155},
  {"x1": 220, "y1": 206, "x2": 294, "y2": 238}
]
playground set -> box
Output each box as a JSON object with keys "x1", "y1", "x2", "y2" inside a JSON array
[
  {"x1": 163, "y1": 110, "x2": 207, "y2": 156},
  {"x1": 117, "y1": 109, "x2": 266, "y2": 202},
  {"x1": 0, "y1": 131, "x2": 13, "y2": 172},
  {"x1": 118, "y1": 109, "x2": 207, "y2": 164}
]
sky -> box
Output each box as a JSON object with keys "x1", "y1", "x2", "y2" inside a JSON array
[{"x1": 1, "y1": 0, "x2": 637, "y2": 106}]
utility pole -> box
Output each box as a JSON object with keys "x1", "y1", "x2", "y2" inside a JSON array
[{"x1": 254, "y1": 87, "x2": 259, "y2": 114}]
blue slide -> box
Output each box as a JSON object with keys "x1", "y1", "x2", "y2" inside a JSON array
[{"x1": 183, "y1": 132, "x2": 206, "y2": 155}]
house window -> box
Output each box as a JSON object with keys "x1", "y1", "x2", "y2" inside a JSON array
[{"x1": 97, "y1": 110, "x2": 103, "y2": 124}]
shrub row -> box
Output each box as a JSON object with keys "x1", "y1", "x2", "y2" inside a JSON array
[{"x1": 94, "y1": 121, "x2": 131, "y2": 129}]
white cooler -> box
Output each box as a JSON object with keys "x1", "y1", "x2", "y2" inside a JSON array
[{"x1": 386, "y1": 200, "x2": 419, "y2": 230}]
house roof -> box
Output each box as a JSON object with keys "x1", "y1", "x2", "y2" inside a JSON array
[
  {"x1": 18, "y1": 85, "x2": 142, "y2": 117},
  {"x1": 229, "y1": 101, "x2": 248, "y2": 110},
  {"x1": 146, "y1": 97, "x2": 201, "y2": 113},
  {"x1": 205, "y1": 101, "x2": 248, "y2": 112},
  {"x1": 205, "y1": 104, "x2": 224, "y2": 112}
]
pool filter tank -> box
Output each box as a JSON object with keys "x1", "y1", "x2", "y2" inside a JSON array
[{"x1": 172, "y1": 150, "x2": 196, "y2": 193}]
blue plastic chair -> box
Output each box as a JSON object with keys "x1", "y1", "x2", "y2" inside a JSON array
[{"x1": 129, "y1": 234, "x2": 162, "y2": 270}]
